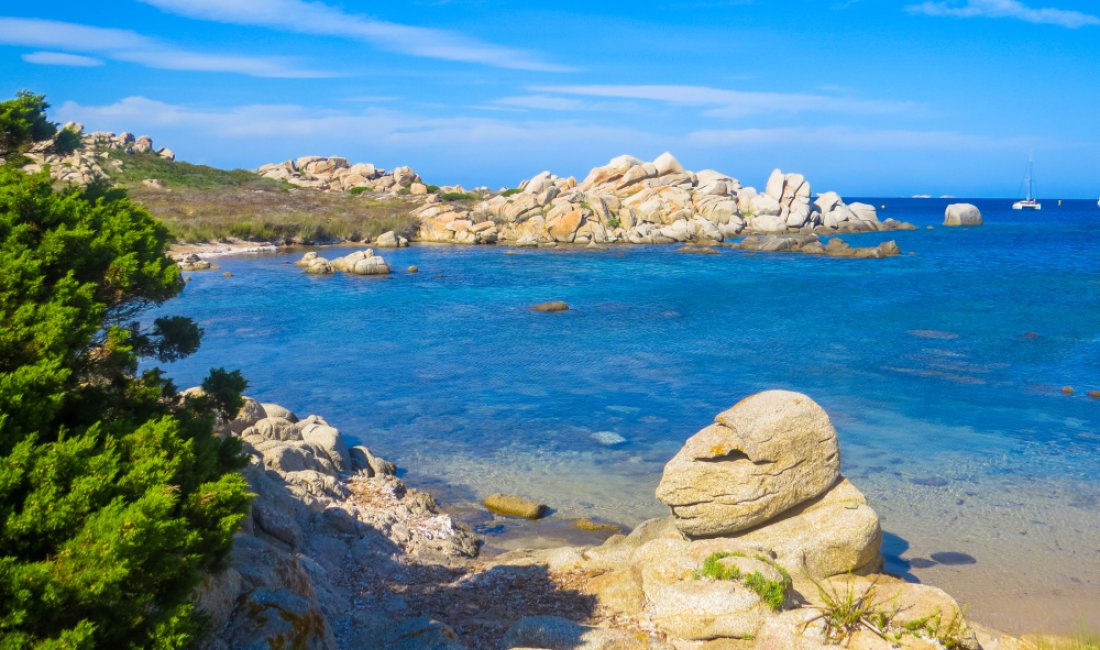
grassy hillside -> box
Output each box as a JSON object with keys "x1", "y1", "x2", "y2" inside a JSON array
[{"x1": 104, "y1": 151, "x2": 419, "y2": 244}]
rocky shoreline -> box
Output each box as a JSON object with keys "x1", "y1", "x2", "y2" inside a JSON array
[{"x1": 194, "y1": 390, "x2": 1038, "y2": 650}]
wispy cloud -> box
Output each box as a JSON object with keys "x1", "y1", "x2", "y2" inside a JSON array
[
  {"x1": 494, "y1": 95, "x2": 587, "y2": 111},
  {"x1": 531, "y1": 84, "x2": 917, "y2": 118},
  {"x1": 0, "y1": 17, "x2": 331, "y2": 77},
  {"x1": 687, "y1": 125, "x2": 1049, "y2": 150},
  {"x1": 906, "y1": 0, "x2": 1100, "y2": 28},
  {"x1": 22, "y1": 51, "x2": 104, "y2": 67},
  {"x1": 135, "y1": 0, "x2": 573, "y2": 72}
]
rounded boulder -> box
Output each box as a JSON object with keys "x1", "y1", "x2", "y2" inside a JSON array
[{"x1": 656, "y1": 390, "x2": 841, "y2": 537}]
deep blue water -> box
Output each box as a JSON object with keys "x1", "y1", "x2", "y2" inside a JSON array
[
  {"x1": 151, "y1": 198, "x2": 1100, "y2": 477},
  {"x1": 144, "y1": 198, "x2": 1100, "y2": 625}
]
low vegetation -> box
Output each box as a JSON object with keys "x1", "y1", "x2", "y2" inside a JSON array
[
  {"x1": 693, "y1": 551, "x2": 792, "y2": 612},
  {"x1": 102, "y1": 151, "x2": 419, "y2": 244}
]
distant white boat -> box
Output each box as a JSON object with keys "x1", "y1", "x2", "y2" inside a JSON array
[{"x1": 1012, "y1": 155, "x2": 1041, "y2": 210}]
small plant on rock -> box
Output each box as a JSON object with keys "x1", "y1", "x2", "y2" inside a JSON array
[
  {"x1": 692, "y1": 552, "x2": 791, "y2": 612},
  {"x1": 803, "y1": 577, "x2": 889, "y2": 644}
]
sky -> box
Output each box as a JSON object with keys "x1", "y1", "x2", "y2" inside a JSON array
[{"x1": 1, "y1": 0, "x2": 1098, "y2": 197}]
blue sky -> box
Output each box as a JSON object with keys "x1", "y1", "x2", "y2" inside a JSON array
[{"x1": 1, "y1": 0, "x2": 1097, "y2": 197}]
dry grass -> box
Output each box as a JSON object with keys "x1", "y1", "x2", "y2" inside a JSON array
[{"x1": 105, "y1": 151, "x2": 420, "y2": 244}]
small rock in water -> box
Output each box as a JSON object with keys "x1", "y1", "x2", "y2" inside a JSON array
[
  {"x1": 591, "y1": 431, "x2": 626, "y2": 446},
  {"x1": 572, "y1": 518, "x2": 623, "y2": 534},
  {"x1": 406, "y1": 265, "x2": 418, "y2": 273},
  {"x1": 484, "y1": 493, "x2": 548, "y2": 519},
  {"x1": 929, "y1": 551, "x2": 977, "y2": 565},
  {"x1": 223, "y1": 271, "x2": 233, "y2": 278},
  {"x1": 1088, "y1": 390, "x2": 1100, "y2": 399},
  {"x1": 911, "y1": 476, "x2": 949, "y2": 487},
  {"x1": 1024, "y1": 332, "x2": 1041, "y2": 339},
  {"x1": 531, "y1": 301, "x2": 569, "y2": 313},
  {"x1": 1062, "y1": 386, "x2": 1075, "y2": 395}
]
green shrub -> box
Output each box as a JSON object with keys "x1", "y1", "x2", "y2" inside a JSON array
[
  {"x1": 0, "y1": 96, "x2": 251, "y2": 648},
  {"x1": 440, "y1": 192, "x2": 478, "y2": 201},
  {"x1": 425, "y1": 184, "x2": 441, "y2": 194},
  {"x1": 500, "y1": 188, "x2": 522, "y2": 197},
  {"x1": 348, "y1": 186, "x2": 373, "y2": 195}
]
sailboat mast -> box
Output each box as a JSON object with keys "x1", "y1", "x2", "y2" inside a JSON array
[{"x1": 1025, "y1": 155, "x2": 1033, "y2": 201}]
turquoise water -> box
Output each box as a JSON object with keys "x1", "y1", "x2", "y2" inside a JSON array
[{"x1": 147, "y1": 198, "x2": 1100, "y2": 631}]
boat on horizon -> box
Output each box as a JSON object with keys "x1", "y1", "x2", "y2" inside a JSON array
[{"x1": 1012, "y1": 155, "x2": 1041, "y2": 210}]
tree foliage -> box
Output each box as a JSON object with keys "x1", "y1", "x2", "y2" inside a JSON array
[
  {"x1": 0, "y1": 96, "x2": 251, "y2": 648},
  {"x1": 0, "y1": 92, "x2": 78, "y2": 163}
]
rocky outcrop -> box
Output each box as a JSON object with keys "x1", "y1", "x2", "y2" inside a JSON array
[
  {"x1": 413, "y1": 153, "x2": 915, "y2": 246},
  {"x1": 19, "y1": 123, "x2": 174, "y2": 186},
  {"x1": 944, "y1": 203, "x2": 983, "y2": 226},
  {"x1": 193, "y1": 397, "x2": 479, "y2": 650},
  {"x1": 735, "y1": 233, "x2": 903, "y2": 258},
  {"x1": 295, "y1": 249, "x2": 390, "y2": 275},
  {"x1": 257, "y1": 156, "x2": 458, "y2": 196}
]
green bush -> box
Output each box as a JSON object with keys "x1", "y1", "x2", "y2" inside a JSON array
[
  {"x1": 0, "y1": 96, "x2": 251, "y2": 648},
  {"x1": 440, "y1": 192, "x2": 478, "y2": 201},
  {"x1": 500, "y1": 188, "x2": 522, "y2": 197},
  {"x1": 348, "y1": 186, "x2": 373, "y2": 195},
  {"x1": 425, "y1": 184, "x2": 441, "y2": 194}
]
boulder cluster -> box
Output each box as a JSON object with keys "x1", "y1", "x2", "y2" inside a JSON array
[
  {"x1": 257, "y1": 156, "x2": 429, "y2": 194},
  {"x1": 735, "y1": 233, "x2": 903, "y2": 258},
  {"x1": 413, "y1": 153, "x2": 915, "y2": 246},
  {"x1": 20, "y1": 122, "x2": 173, "y2": 186},
  {"x1": 192, "y1": 395, "x2": 479, "y2": 649},
  {"x1": 295, "y1": 249, "x2": 391, "y2": 275}
]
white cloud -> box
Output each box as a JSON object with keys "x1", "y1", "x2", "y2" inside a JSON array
[
  {"x1": 494, "y1": 95, "x2": 587, "y2": 111},
  {"x1": 0, "y1": 17, "x2": 331, "y2": 77},
  {"x1": 906, "y1": 0, "x2": 1100, "y2": 28},
  {"x1": 531, "y1": 84, "x2": 917, "y2": 118},
  {"x1": 688, "y1": 125, "x2": 1047, "y2": 150},
  {"x1": 135, "y1": 0, "x2": 573, "y2": 72},
  {"x1": 22, "y1": 51, "x2": 104, "y2": 67}
]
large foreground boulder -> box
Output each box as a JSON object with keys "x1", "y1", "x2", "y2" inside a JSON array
[{"x1": 656, "y1": 390, "x2": 841, "y2": 536}]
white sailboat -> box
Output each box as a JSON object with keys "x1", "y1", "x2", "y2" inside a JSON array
[{"x1": 1012, "y1": 156, "x2": 1041, "y2": 210}]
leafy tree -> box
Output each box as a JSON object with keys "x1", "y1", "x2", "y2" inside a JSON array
[
  {"x1": 0, "y1": 91, "x2": 78, "y2": 163},
  {"x1": 0, "y1": 97, "x2": 251, "y2": 648}
]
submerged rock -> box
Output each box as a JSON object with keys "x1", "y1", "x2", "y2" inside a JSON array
[
  {"x1": 484, "y1": 493, "x2": 548, "y2": 519},
  {"x1": 531, "y1": 300, "x2": 569, "y2": 312}
]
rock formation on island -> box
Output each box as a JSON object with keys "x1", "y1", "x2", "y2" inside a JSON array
[
  {"x1": 294, "y1": 249, "x2": 392, "y2": 275},
  {"x1": 19, "y1": 122, "x2": 174, "y2": 186},
  {"x1": 412, "y1": 153, "x2": 915, "y2": 246},
  {"x1": 193, "y1": 390, "x2": 1027, "y2": 649}
]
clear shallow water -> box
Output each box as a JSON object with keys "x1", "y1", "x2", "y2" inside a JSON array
[{"x1": 146, "y1": 198, "x2": 1100, "y2": 632}]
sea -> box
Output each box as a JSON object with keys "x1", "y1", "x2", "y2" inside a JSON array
[{"x1": 143, "y1": 197, "x2": 1100, "y2": 634}]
